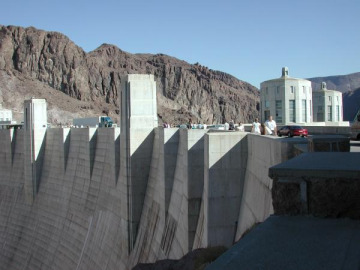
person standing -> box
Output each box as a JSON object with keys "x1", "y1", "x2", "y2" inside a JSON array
[
  {"x1": 236, "y1": 122, "x2": 245, "y2": 132},
  {"x1": 229, "y1": 120, "x2": 235, "y2": 130},
  {"x1": 265, "y1": 116, "x2": 277, "y2": 135},
  {"x1": 251, "y1": 118, "x2": 261, "y2": 134},
  {"x1": 187, "y1": 118, "x2": 192, "y2": 129}
]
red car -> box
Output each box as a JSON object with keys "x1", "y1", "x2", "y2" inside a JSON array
[{"x1": 277, "y1": 125, "x2": 308, "y2": 137}]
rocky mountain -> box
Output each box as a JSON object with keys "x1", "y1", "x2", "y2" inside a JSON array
[
  {"x1": 0, "y1": 25, "x2": 260, "y2": 125},
  {"x1": 308, "y1": 72, "x2": 360, "y2": 93},
  {"x1": 307, "y1": 73, "x2": 360, "y2": 121}
]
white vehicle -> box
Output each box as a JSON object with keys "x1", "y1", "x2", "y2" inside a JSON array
[
  {"x1": 350, "y1": 109, "x2": 360, "y2": 140},
  {"x1": 73, "y1": 116, "x2": 114, "y2": 128},
  {"x1": 208, "y1": 124, "x2": 225, "y2": 130}
]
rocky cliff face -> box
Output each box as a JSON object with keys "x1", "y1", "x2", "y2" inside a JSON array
[{"x1": 0, "y1": 25, "x2": 260, "y2": 125}]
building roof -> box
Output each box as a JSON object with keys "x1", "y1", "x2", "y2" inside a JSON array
[
  {"x1": 261, "y1": 76, "x2": 310, "y2": 84},
  {"x1": 313, "y1": 89, "x2": 342, "y2": 94},
  {"x1": 313, "y1": 82, "x2": 342, "y2": 94},
  {"x1": 261, "y1": 67, "x2": 310, "y2": 85}
]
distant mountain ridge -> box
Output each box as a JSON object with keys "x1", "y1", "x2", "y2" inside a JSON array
[
  {"x1": 308, "y1": 72, "x2": 360, "y2": 93},
  {"x1": 307, "y1": 73, "x2": 360, "y2": 121},
  {"x1": 0, "y1": 25, "x2": 260, "y2": 125}
]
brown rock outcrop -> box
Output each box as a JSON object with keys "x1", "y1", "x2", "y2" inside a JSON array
[{"x1": 0, "y1": 25, "x2": 260, "y2": 125}]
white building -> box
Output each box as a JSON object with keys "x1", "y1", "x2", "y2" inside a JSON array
[
  {"x1": 260, "y1": 67, "x2": 313, "y2": 124},
  {"x1": 313, "y1": 82, "x2": 343, "y2": 122},
  {"x1": 0, "y1": 104, "x2": 13, "y2": 123}
]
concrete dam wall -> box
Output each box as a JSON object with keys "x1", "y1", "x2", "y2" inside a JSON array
[
  {"x1": 0, "y1": 127, "x2": 126, "y2": 270},
  {"x1": 0, "y1": 126, "x2": 304, "y2": 270}
]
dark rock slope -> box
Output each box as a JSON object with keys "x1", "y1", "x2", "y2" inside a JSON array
[
  {"x1": 0, "y1": 25, "x2": 260, "y2": 125},
  {"x1": 343, "y1": 87, "x2": 360, "y2": 121}
]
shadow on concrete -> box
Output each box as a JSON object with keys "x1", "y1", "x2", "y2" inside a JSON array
[
  {"x1": 204, "y1": 134, "x2": 248, "y2": 247},
  {"x1": 115, "y1": 132, "x2": 120, "y2": 184},
  {"x1": 164, "y1": 129, "x2": 180, "y2": 215},
  {"x1": 90, "y1": 129, "x2": 98, "y2": 178},
  {"x1": 35, "y1": 131, "x2": 47, "y2": 194},
  {"x1": 128, "y1": 129, "x2": 155, "y2": 250},
  {"x1": 11, "y1": 129, "x2": 19, "y2": 165},
  {"x1": 187, "y1": 133, "x2": 206, "y2": 250},
  {"x1": 64, "y1": 129, "x2": 71, "y2": 171}
]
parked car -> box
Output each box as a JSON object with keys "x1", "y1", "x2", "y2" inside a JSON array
[{"x1": 277, "y1": 125, "x2": 308, "y2": 137}]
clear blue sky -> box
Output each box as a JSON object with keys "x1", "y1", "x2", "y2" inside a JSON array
[{"x1": 2, "y1": 0, "x2": 359, "y2": 88}]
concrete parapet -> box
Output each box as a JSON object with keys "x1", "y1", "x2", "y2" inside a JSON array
[
  {"x1": 269, "y1": 152, "x2": 360, "y2": 218},
  {"x1": 303, "y1": 125, "x2": 350, "y2": 136},
  {"x1": 307, "y1": 135, "x2": 350, "y2": 152}
]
